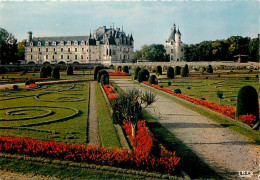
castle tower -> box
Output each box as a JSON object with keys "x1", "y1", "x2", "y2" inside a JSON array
[{"x1": 27, "y1": 31, "x2": 32, "y2": 42}]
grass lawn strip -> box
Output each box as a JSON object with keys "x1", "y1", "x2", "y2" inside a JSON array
[
  {"x1": 0, "y1": 153, "x2": 178, "y2": 179},
  {"x1": 139, "y1": 82, "x2": 259, "y2": 144},
  {"x1": 94, "y1": 82, "x2": 121, "y2": 148}
]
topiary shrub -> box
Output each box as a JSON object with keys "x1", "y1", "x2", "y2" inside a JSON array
[
  {"x1": 94, "y1": 65, "x2": 102, "y2": 80},
  {"x1": 156, "y1": 66, "x2": 162, "y2": 75},
  {"x1": 174, "y1": 66, "x2": 181, "y2": 76},
  {"x1": 100, "y1": 74, "x2": 109, "y2": 86},
  {"x1": 134, "y1": 67, "x2": 141, "y2": 80},
  {"x1": 181, "y1": 66, "x2": 188, "y2": 77},
  {"x1": 167, "y1": 67, "x2": 174, "y2": 79},
  {"x1": 168, "y1": 82, "x2": 171, "y2": 86},
  {"x1": 40, "y1": 67, "x2": 48, "y2": 78},
  {"x1": 116, "y1": 66, "x2": 122, "y2": 71},
  {"x1": 174, "y1": 89, "x2": 181, "y2": 94},
  {"x1": 67, "y1": 65, "x2": 73, "y2": 75},
  {"x1": 245, "y1": 77, "x2": 250, "y2": 80},
  {"x1": 148, "y1": 75, "x2": 157, "y2": 84},
  {"x1": 236, "y1": 86, "x2": 259, "y2": 122},
  {"x1": 122, "y1": 66, "x2": 129, "y2": 74},
  {"x1": 46, "y1": 66, "x2": 52, "y2": 77},
  {"x1": 13, "y1": 85, "x2": 19, "y2": 91},
  {"x1": 0, "y1": 66, "x2": 7, "y2": 74},
  {"x1": 137, "y1": 69, "x2": 150, "y2": 83},
  {"x1": 52, "y1": 67, "x2": 60, "y2": 79},
  {"x1": 207, "y1": 65, "x2": 213, "y2": 73},
  {"x1": 25, "y1": 79, "x2": 35, "y2": 85},
  {"x1": 97, "y1": 70, "x2": 109, "y2": 83},
  {"x1": 256, "y1": 75, "x2": 259, "y2": 78},
  {"x1": 184, "y1": 64, "x2": 189, "y2": 74}
]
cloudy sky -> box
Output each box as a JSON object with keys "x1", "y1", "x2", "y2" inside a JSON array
[{"x1": 0, "y1": 1, "x2": 258, "y2": 50}]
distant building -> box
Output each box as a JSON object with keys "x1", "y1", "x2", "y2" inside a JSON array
[
  {"x1": 165, "y1": 23, "x2": 184, "y2": 62},
  {"x1": 25, "y1": 26, "x2": 134, "y2": 64}
]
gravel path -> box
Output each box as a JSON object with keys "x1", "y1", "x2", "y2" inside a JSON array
[
  {"x1": 0, "y1": 170, "x2": 57, "y2": 180},
  {"x1": 88, "y1": 81, "x2": 100, "y2": 145},
  {"x1": 113, "y1": 79, "x2": 260, "y2": 179}
]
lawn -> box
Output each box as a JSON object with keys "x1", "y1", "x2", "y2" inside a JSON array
[{"x1": 0, "y1": 82, "x2": 90, "y2": 144}]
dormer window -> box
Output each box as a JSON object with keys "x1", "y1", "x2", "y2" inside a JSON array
[
  {"x1": 74, "y1": 41, "x2": 78, "y2": 45},
  {"x1": 38, "y1": 42, "x2": 41, "y2": 46},
  {"x1": 52, "y1": 41, "x2": 56, "y2": 46},
  {"x1": 30, "y1": 42, "x2": 33, "y2": 46},
  {"x1": 67, "y1": 41, "x2": 71, "y2": 45},
  {"x1": 60, "y1": 41, "x2": 64, "y2": 45},
  {"x1": 81, "y1": 41, "x2": 85, "y2": 45},
  {"x1": 45, "y1": 41, "x2": 49, "y2": 46}
]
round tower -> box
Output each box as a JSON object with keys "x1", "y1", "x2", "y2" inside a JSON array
[
  {"x1": 175, "y1": 28, "x2": 181, "y2": 45},
  {"x1": 27, "y1": 31, "x2": 32, "y2": 42}
]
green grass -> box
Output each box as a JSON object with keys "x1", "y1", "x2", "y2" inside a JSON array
[
  {"x1": 157, "y1": 72, "x2": 259, "y2": 107},
  {"x1": 0, "y1": 82, "x2": 90, "y2": 144},
  {"x1": 139, "y1": 82, "x2": 260, "y2": 144},
  {"x1": 94, "y1": 82, "x2": 121, "y2": 148},
  {"x1": 0, "y1": 156, "x2": 141, "y2": 179},
  {"x1": 142, "y1": 110, "x2": 221, "y2": 179}
]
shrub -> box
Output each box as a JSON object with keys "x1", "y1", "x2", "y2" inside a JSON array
[
  {"x1": 134, "y1": 67, "x2": 141, "y2": 80},
  {"x1": 168, "y1": 82, "x2": 171, "y2": 86},
  {"x1": 67, "y1": 65, "x2": 73, "y2": 75},
  {"x1": 184, "y1": 64, "x2": 189, "y2": 74},
  {"x1": 97, "y1": 70, "x2": 109, "y2": 83},
  {"x1": 20, "y1": 70, "x2": 28, "y2": 76},
  {"x1": 236, "y1": 86, "x2": 259, "y2": 122},
  {"x1": 137, "y1": 69, "x2": 150, "y2": 83},
  {"x1": 0, "y1": 66, "x2": 7, "y2": 74},
  {"x1": 25, "y1": 80, "x2": 35, "y2": 86},
  {"x1": 52, "y1": 67, "x2": 60, "y2": 79},
  {"x1": 100, "y1": 74, "x2": 109, "y2": 86},
  {"x1": 217, "y1": 91, "x2": 224, "y2": 104},
  {"x1": 245, "y1": 77, "x2": 250, "y2": 80},
  {"x1": 174, "y1": 89, "x2": 181, "y2": 94},
  {"x1": 40, "y1": 67, "x2": 48, "y2": 78},
  {"x1": 122, "y1": 66, "x2": 129, "y2": 74},
  {"x1": 156, "y1": 66, "x2": 162, "y2": 75},
  {"x1": 141, "y1": 91, "x2": 156, "y2": 107},
  {"x1": 206, "y1": 65, "x2": 213, "y2": 73},
  {"x1": 148, "y1": 75, "x2": 157, "y2": 84},
  {"x1": 13, "y1": 85, "x2": 19, "y2": 91},
  {"x1": 181, "y1": 67, "x2": 188, "y2": 77},
  {"x1": 46, "y1": 66, "x2": 52, "y2": 77},
  {"x1": 94, "y1": 65, "x2": 102, "y2": 80},
  {"x1": 256, "y1": 75, "x2": 259, "y2": 78},
  {"x1": 174, "y1": 66, "x2": 181, "y2": 76},
  {"x1": 167, "y1": 67, "x2": 174, "y2": 79},
  {"x1": 116, "y1": 66, "x2": 122, "y2": 71}
]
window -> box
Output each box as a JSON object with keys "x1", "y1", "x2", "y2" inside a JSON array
[
  {"x1": 87, "y1": 49, "x2": 88, "y2": 52},
  {"x1": 53, "y1": 42, "x2": 56, "y2": 45},
  {"x1": 109, "y1": 49, "x2": 111, "y2": 56},
  {"x1": 38, "y1": 48, "x2": 40, "y2": 52},
  {"x1": 81, "y1": 41, "x2": 85, "y2": 45},
  {"x1": 53, "y1": 55, "x2": 54, "y2": 59},
  {"x1": 54, "y1": 48, "x2": 56, "y2": 52},
  {"x1": 171, "y1": 49, "x2": 174, "y2": 53},
  {"x1": 106, "y1": 49, "x2": 108, "y2": 56},
  {"x1": 68, "y1": 48, "x2": 70, "y2": 52},
  {"x1": 45, "y1": 41, "x2": 48, "y2": 46},
  {"x1": 81, "y1": 55, "x2": 83, "y2": 60},
  {"x1": 171, "y1": 41, "x2": 173, "y2": 45},
  {"x1": 75, "y1": 55, "x2": 77, "y2": 59},
  {"x1": 67, "y1": 55, "x2": 69, "y2": 59},
  {"x1": 82, "y1": 48, "x2": 84, "y2": 51},
  {"x1": 46, "y1": 48, "x2": 48, "y2": 52},
  {"x1": 46, "y1": 55, "x2": 48, "y2": 59},
  {"x1": 74, "y1": 41, "x2": 78, "y2": 45},
  {"x1": 67, "y1": 41, "x2": 71, "y2": 45},
  {"x1": 30, "y1": 48, "x2": 32, "y2": 52},
  {"x1": 75, "y1": 48, "x2": 77, "y2": 52},
  {"x1": 31, "y1": 55, "x2": 33, "y2": 60},
  {"x1": 61, "y1": 55, "x2": 63, "y2": 59},
  {"x1": 87, "y1": 57, "x2": 88, "y2": 59},
  {"x1": 61, "y1": 48, "x2": 63, "y2": 52},
  {"x1": 30, "y1": 42, "x2": 33, "y2": 46},
  {"x1": 38, "y1": 42, "x2": 41, "y2": 46},
  {"x1": 60, "y1": 41, "x2": 64, "y2": 45}
]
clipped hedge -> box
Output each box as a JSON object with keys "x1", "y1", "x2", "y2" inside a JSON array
[
  {"x1": 97, "y1": 70, "x2": 109, "y2": 83},
  {"x1": 94, "y1": 65, "x2": 102, "y2": 80},
  {"x1": 149, "y1": 75, "x2": 157, "y2": 85},
  {"x1": 167, "y1": 67, "x2": 174, "y2": 79}
]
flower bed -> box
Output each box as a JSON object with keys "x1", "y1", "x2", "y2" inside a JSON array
[
  {"x1": 103, "y1": 84, "x2": 118, "y2": 102},
  {"x1": 0, "y1": 136, "x2": 178, "y2": 174},
  {"x1": 108, "y1": 71, "x2": 130, "y2": 76},
  {"x1": 143, "y1": 81, "x2": 259, "y2": 125}
]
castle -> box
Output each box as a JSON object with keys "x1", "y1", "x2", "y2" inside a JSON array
[
  {"x1": 165, "y1": 23, "x2": 184, "y2": 62},
  {"x1": 25, "y1": 26, "x2": 134, "y2": 65}
]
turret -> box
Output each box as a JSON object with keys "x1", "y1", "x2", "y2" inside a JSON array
[
  {"x1": 175, "y1": 28, "x2": 181, "y2": 43},
  {"x1": 27, "y1": 31, "x2": 32, "y2": 42}
]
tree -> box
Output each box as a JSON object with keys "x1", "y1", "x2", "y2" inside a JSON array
[
  {"x1": 207, "y1": 65, "x2": 213, "y2": 73},
  {"x1": 149, "y1": 75, "x2": 157, "y2": 84},
  {"x1": 134, "y1": 66, "x2": 141, "y2": 80},
  {"x1": 217, "y1": 91, "x2": 224, "y2": 104},
  {"x1": 122, "y1": 66, "x2": 129, "y2": 74},
  {"x1": 100, "y1": 74, "x2": 109, "y2": 86},
  {"x1": 248, "y1": 38, "x2": 259, "y2": 62},
  {"x1": 0, "y1": 27, "x2": 18, "y2": 64},
  {"x1": 174, "y1": 66, "x2": 181, "y2": 76},
  {"x1": 167, "y1": 66, "x2": 174, "y2": 79},
  {"x1": 236, "y1": 86, "x2": 259, "y2": 122},
  {"x1": 93, "y1": 65, "x2": 102, "y2": 80},
  {"x1": 40, "y1": 67, "x2": 48, "y2": 78},
  {"x1": 134, "y1": 44, "x2": 169, "y2": 61},
  {"x1": 137, "y1": 69, "x2": 149, "y2": 83},
  {"x1": 97, "y1": 70, "x2": 109, "y2": 83},
  {"x1": 16, "y1": 40, "x2": 26, "y2": 61},
  {"x1": 67, "y1": 65, "x2": 73, "y2": 75},
  {"x1": 52, "y1": 67, "x2": 60, "y2": 79},
  {"x1": 181, "y1": 66, "x2": 188, "y2": 77},
  {"x1": 156, "y1": 66, "x2": 162, "y2": 75}
]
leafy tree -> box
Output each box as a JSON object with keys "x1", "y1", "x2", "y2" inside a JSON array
[
  {"x1": 137, "y1": 69, "x2": 149, "y2": 83},
  {"x1": 217, "y1": 91, "x2": 224, "y2": 104},
  {"x1": 67, "y1": 65, "x2": 73, "y2": 75},
  {"x1": 122, "y1": 66, "x2": 129, "y2": 73},
  {"x1": 248, "y1": 38, "x2": 259, "y2": 61},
  {"x1": 167, "y1": 66, "x2": 174, "y2": 79},
  {"x1": 134, "y1": 44, "x2": 169, "y2": 61},
  {"x1": 16, "y1": 40, "x2": 26, "y2": 60},
  {"x1": 0, "y1": 27, "x2": 18, "y2": 64},
  {"x1": 0, "y1": 66, "x2": 7, "y2": 74}
]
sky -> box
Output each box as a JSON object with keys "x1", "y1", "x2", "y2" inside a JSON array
[{"x1": 0, "y1": 0, "x2": 258, "y2": 50}]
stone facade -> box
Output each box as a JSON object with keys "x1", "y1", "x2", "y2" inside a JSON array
[
  {"x1": 165, "y1": 24, "x2": 184, "y2": 62},
  {"x1": 25, "y1": 26, "x2": 134, "y2": 64}
]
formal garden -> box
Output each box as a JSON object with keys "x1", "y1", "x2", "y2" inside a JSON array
[{"x1": 0, "y1": 63, "x2": 259, "y2": 179}]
